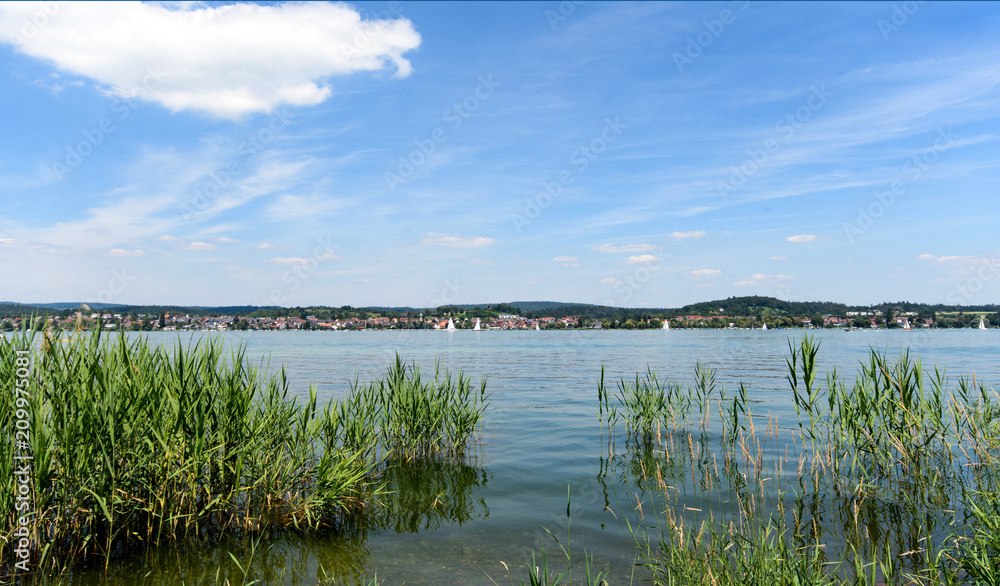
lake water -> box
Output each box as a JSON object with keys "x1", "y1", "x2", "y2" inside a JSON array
[{"x1": 53, "y1": 328, "x2": 1000, "y2": 584}]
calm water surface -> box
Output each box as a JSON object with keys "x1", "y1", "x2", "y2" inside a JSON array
[{"x1": 61, "y1": 329, "x2": 999, "y2": 584}]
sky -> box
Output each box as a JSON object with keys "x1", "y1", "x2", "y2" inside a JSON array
[{"x1": 0, "y1": 1, "x2": 998, "y2": 309}]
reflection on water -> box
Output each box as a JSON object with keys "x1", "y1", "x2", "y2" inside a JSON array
[
  {"x1": 59, "y1": 456, "x2": 490, "y2": 585},
  {"x1": 369, "y1": 456, "x2": 490, "y2": 535}
]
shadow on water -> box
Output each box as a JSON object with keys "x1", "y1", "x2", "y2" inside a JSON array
[{"x1": 50, "y1": 457, "x2": 490, "y2": 585}]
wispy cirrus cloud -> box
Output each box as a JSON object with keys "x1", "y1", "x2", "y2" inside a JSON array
[{"x1": 786, "y1": 234, "x2": 818, "y2": 243}]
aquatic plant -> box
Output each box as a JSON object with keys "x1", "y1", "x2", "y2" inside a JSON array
[{"x1": 0, "y1": 330, "x2": 489, "y2": 581}]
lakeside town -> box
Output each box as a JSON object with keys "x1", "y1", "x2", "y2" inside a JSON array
[{"x1": 3, "y1": 300, "x2": 994, "y2": 332}]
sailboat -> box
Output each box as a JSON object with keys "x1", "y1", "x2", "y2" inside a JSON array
[
  {"x1": 446, "y1": 318, "x2": 456, "y2": 331},
  {"x1": 662, "y1": 319, "x2": 670, "y2": 330},
  {"x1": 903, "y1": 319, "x2": 912, "y2": 330},
  {"x1": 761, "y1": 322, "x2": 768, "y2": 330},
  {"x1": 535, "y1": 323, "x2": 541, "y2": 331},
  {"x1": 980, "y1": 317, "x2": 988, "y2": 330},
  {"x1": 473, "y1": 318, "x2": 482, "y2": 331}
]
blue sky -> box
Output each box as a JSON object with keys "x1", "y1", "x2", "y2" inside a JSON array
[{"x1": 1, "y1": 1, "x2": 998, "y2": 308}]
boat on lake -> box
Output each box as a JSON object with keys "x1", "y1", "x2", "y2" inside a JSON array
[
  {"x1": 447, "y1": 318, "x2": 456, "y2": 331},
  {"x1": 980, "y1": 317, "x2": 988, "y2": 330},
  {"x1": 473, "y1": 318, "x2": 482, "y2": 331}
]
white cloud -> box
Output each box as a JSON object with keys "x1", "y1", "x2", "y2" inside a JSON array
[
  {"x1": 733, "y1": 273, "x2": 793, "y2": 287},
  {"x1": 216, "y1": 236, "x2": 238, "y2": 243},
  {"x1": 256, "y1": 243, "x2": 277, "y2": 250},
  {"x1": 771, "y1": 256, "x2": 787, "y2": 260},
  {"x1": 593, "y1": 243, "x2": 659, "y2": 253},
  {"x1": 600, "y1": 277, "x2": 619, "y2": 285},
  {"x1": 0, "y1": 2, "x2": 421, "y2": 118},
  {"x1": 552, "y1": 256, "x2": 578, "y2": 262},
  {"x1": 182, "y1": 241, "x2": 215, "y2": 250},
  {"x1": 420, "y1": 233, "x2": 496, "y2": 248},
  {"x1": 918, "y1": 253, "x2": 936, "y2": 260},
  {"x1": 690, "y1": 268, "x2": 721, "y2": 277},
  {"x1": 108, "y1": 248, "x2": 147, "y2": 256},
  {"x1": 786, "y1": 234, "x2": 818, "y2": 243},
  {"x1": 268, "y1": 257, "x2": 309, "y2": 264},
  {"x1": 667, "y1": 230, "x2": 705, "y2": 240},
  {"x1": 625, "y1": 254, "x2": 658, "y2": 264}
]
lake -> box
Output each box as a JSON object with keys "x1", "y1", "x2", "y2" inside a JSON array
[{"x1": 52, "y1": 328, "x2": 1000, "y2": 584}]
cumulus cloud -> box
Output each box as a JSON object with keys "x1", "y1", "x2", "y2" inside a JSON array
[
  {"x1": 625, "y1": 254, "x2": 658, "y2": 264},
  {"x1": 593, "y1": 243, "x2": 659, "y2": 253},
  {"x1": 108, "y1": 248, "x2": 147, "y2": 256},
  {"x1": 552, "y1": 256, "x2": 578, "y2": 262},
  {"x1": 667, "y1": 230, "x2": 705, "y2": 240},
  {"x1": 256, "y1": 243, "x2": 277, "y2": 250},
  {"x1": 786, "y1": 234, "x2": 818, "y2": 243},
  {"x1": 420, "y1": 233, "x2": 496, "y2": 248},
  {"x1": 0, "y1": 2, "x2": 421, "y2": 118},
  {"x1": 216, "y1": 236, "x2": 239, "y2": 243}
]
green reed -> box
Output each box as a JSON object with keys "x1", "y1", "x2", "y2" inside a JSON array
[
  {"x1": 0, "y1": 331, "x2": 489, "y2": 581},
  {"x1": 605, "y1": 336, "x2": 1000, "y2": 585}
]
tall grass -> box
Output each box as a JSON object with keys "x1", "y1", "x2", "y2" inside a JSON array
[
  {"x1": 0, "y1": 330, "x2": 489, "y2": 581},
  {"x1": 603, "y1": 335, "x2": 1000, "y2": 585}
]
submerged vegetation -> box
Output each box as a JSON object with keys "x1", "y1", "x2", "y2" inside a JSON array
[
  {"x1": 0, "y1": 330, "x2": 488, "y2": 582},
  {"x1": 599, "y1": 334, "x2": 1000, "y2": 585}
]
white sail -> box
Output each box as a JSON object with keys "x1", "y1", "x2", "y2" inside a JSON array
[
  {"x1": 447, "y1": 318, "x2": 456, "y2": 331},
  {"x1": 662, "y1": 319, "x2": 670, "y2": 330},
  {"x1": 903, "y1": 319, "x2": 911, "y2": 330},
  {"x1": 535, "y1": 323, "x2": 541, "y2": 331},
  {"x1": 980, "y1": 317, "x2": 988, "y2": 330},
  {"x1": 761, "y1": 322, "x2": 767, "y2": 330},
  {"x1": 473, "y1": 318, "x2": 482, "y2": 331}
]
